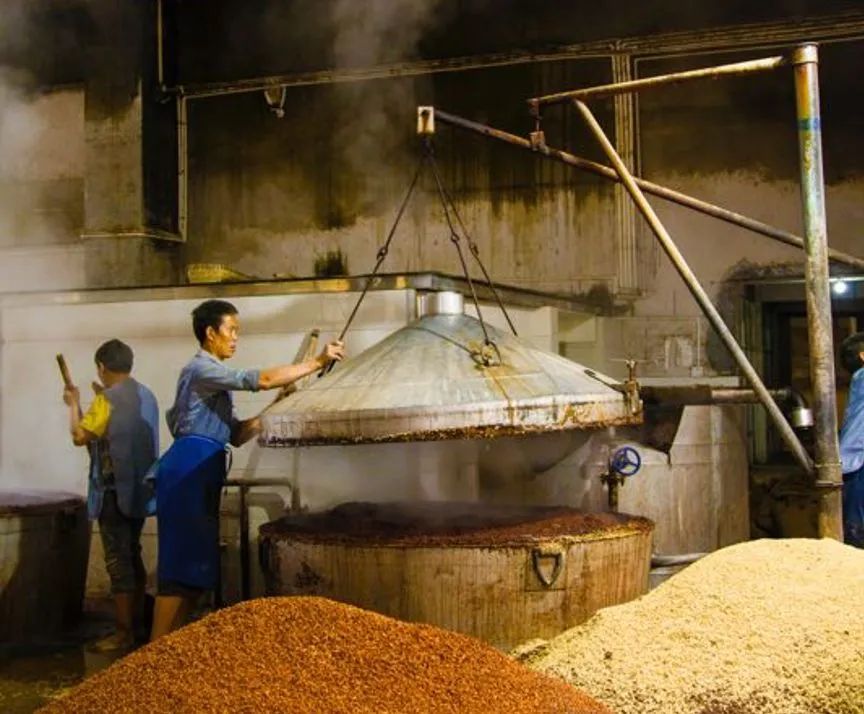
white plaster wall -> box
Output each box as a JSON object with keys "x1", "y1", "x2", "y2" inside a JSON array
[
  {"x1": 518, "y1": 405, "x2": 749, "y2": 556},
  {"x1": 0, "y1": 286, "x2": 564, "y2": 596}
]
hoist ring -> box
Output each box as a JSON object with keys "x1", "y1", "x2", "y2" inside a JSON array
[{"x1": 470, "y1": 340, "x2": 502, "y2": 367}]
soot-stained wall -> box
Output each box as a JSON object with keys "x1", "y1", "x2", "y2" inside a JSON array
[{"x1": 0, "y1": 0, "x2": 862, "y2": 348}]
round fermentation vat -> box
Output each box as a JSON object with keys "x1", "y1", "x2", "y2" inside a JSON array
[
  {"x1": 0, "y1": 491, "x2": 90, "y2": 642},
  {"x1": 259, "y1": 501, "x2": 653, "y2": 649}
]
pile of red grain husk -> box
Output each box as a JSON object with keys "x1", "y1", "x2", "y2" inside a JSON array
[{"x1": 42, "y1": 596, "x2": 609, "y2": 714}]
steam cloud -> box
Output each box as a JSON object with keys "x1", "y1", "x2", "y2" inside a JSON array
[{"x1": 330, "y1": 0, "x2": 444, "y2": 217}]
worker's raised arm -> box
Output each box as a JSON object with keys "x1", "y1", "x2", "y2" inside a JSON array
[
  {"x1": 257, "y1": 340, "x2": 345, "y2": 390},
  {"x1": 64, "y1": 384, "x2": 108, "y2": 446}
]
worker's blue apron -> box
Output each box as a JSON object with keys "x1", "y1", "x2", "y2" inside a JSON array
[
  {"x1": 154, "y1": 435, "x2": 228, "y2": 590},
  {"x1": 843, "y1": 465, "x2": 864, "y2": 548}
]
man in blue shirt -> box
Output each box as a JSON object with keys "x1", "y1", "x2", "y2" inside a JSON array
[
  {"x1": 839, "y1": 331, "x2": 864, "y2": 548},
  {"x1": 151, "y1": 299, "x2": 344, "y2": 639}
]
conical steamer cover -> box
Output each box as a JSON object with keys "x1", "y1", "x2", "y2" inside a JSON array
[{"x1": 261, "y1": 310, "x2": 641, "y2": 446}]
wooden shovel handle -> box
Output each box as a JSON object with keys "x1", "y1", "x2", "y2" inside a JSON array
[{"x1": 56, "y1": 354, "x2": 74, "y2": 388}]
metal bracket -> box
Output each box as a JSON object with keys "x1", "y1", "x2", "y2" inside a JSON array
[
  {"x1": 470, "y1": 340, "x2": 502, "y2": 367},
  {"x1": 417, "y1": 106, "x2": 435, "y2": 135},
  {"x1": 623, "y1": 358, "x2": 641, "y2": 415},
  {"x1": 531, "y1": 547, "x2": 564, "y2": 588},
  {"x1": 263, "y1": 86, "x2": 287, "y2": 118}
]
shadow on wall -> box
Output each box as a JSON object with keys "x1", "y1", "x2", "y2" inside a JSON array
[{"x1": 750, "y1": 464, "x2": 820, "y2": 540}]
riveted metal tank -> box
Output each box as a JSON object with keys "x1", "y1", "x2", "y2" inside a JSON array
[
  {"x1": 261, "y1": 292, "x2": 641, "y2": 446},
  {"x1": 259, "y1": 501, "x2": 654, "y2": 649}
]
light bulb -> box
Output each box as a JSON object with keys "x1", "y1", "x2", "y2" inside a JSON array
[{"x1": 832, "y1": 280, "x2": 849, "y2": 296}]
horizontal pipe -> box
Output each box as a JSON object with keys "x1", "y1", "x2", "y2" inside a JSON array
[
  {"x1": 433, "y1": 109, "x2": 864, "y2": 271},
  {"x1": 224, "y1": 477, "x2": 296, "y2": 488},
  {"x1": 170, "y1": 12, "x2": 864, "y2": 100},
  {"x1": 710, "y1": 387, "x2": 792, "y2": 404},
  {"x1": 530, "y1": 55, "x2": 786, "y2": 106},
  {"x1": 651, "y1": 552, "x2": 708, "y2": 568},
  {"x1": 640, "y1": 385, "x2": 796, "y2": 406}
]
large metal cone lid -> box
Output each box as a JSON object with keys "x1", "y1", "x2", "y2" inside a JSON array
[{"x1": 261, "y1": 310, "x2": 641, "y2": 446}]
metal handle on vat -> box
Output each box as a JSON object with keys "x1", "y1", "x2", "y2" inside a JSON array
[{"x1": 531, "y1": 547, "x2": 564, "y2": 588}]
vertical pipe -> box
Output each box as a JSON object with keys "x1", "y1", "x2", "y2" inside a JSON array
[
  {"x1": 177, "y1": 96, "x2": 188, "y2": 240},
  {"x1": 573, "y1": 99, "x2": 815, "y2": 476},
  {"x1": 612, "y1": 54, "x2": 640, "y2": 294},
  {"x1": 239, "y1": 484, "x2": 251, "y2": 600},
  {"x1": 792, "y1": 44, "x2": 844, "y2": 540},
  {"x1": 156, "y1": 0, "x2": 164, "y2": 88}
]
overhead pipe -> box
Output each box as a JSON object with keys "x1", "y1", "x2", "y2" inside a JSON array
[
  {"x1": 641, "y1": 385, "x2": 814, "y2": 429},
  {"x1": 572, "y1": 98, "x2": 815, "y2": 477},
  {"x1": 432, "y1": 109, "x2": 864, "y2": 272},
  {"x1": 167, "y1": 13, "x2": 864, "y2": 100},
  {"x1": 792, "y1": 45, "x2": 844, "y2": 539},
  {"x1": 529, "y1": 55, "x2": 787, "y2": 107},
  {"x1": 642, "y1": 385, "x2": 803, "y2": 405}
]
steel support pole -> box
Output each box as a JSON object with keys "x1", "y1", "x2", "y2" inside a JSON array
[
  {"x1": 432, "y1": 109, "x2": 864, "y2": 271},
  {"x1": 792, "y1": 44, "x2": 844, "y2": 540},
  {"x1": 573, "y1": 99, "x2": 815, "y2": 476}
]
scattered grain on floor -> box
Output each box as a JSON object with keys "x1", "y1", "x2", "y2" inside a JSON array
[
  {"x1": 517, "y1": 538, "x2": 864, "y2": 714},
  {"x1": 42, "y1": 596, "x2": 609, "y2": 714}
]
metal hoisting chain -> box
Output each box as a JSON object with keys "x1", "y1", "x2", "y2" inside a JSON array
[
  {"x1": 426, "y1": 157, "x2": 488, "y2": 338},
  {"x1": 323, "y1": 136, "x2": 514, "y2": 373},
  {"x1": 428, "y1": 158, "x2": 518, "y2": 338},
  {"x1": 320, "y1": 150, "x2": 427, "y2": 376},
  {"x1": 426, "y1": 148, "x2": 502, "y2": 366},
  {"x1": 429, "y1": 145, "x2": 516, "y2": 367}
]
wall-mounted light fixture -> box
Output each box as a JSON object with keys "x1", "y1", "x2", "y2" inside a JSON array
[{"x1": 832, "y1": 279, "x2": 850, "y2": 296}]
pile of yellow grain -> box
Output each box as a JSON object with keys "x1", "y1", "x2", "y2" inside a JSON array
[{"x1": 516, "y1": 538, "x2": 864, "y2": 714}]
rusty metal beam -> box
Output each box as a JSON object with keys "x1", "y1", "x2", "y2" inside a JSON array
[
  {"x1": 573, "y1": 98, "x2": 815, "y2": 476},
  {"x1": 792, "y1": 44, "x2": 844, "y2": 540},
  {"x1": 432, "y1": 109, "x2": 864, "y2": 272},
  {"x1": 529, "y1": 56, "x2": 786, "y2": 107}
]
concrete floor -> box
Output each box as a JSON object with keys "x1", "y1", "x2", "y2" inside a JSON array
[
  {"x1": 0, "y1": 603, "x2": 125, "y2": 713},
  {"x1": 0, "y1": 575, "x2": 678, "y2": 713}
]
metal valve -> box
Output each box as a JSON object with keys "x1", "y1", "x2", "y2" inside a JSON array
[
  {"x1": 610, "y1": 446, "x2": 642, "y2": 477},
  {"x1": 601, "y1": 446, "x2": 642, "y2": 512}
]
